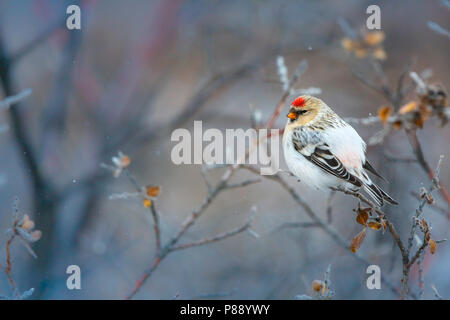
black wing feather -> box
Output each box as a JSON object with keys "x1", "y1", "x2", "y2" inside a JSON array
[
  {"x1": 290, "y1": 128, "x2": 397, "y2": 206},
  {"x1": 302, "y1": 144, "x2": 362, "y2": 188},
  {"x1": 363, "y1": 160, "x2": 387, "y2": 182}
]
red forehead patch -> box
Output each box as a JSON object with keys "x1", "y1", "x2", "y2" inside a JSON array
[{"x1": 291, "y1": 97, "x2": 306, "y2": 107}]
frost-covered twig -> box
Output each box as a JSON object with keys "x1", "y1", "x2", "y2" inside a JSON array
[
  {"x1": 399, "y1": 156, "x2": 444, "y2": 299},
  {"x1": 124, "y1": 170, "x2": 258, "y2": 299},
  {"x1": 431, "y1": 284, "x2": 444, "y2": 300},
  {"x1": 344, "y1": 115, "x2": 381, "y2": 126},
  {"x1": 409, "y1": 72, "x2": 427, "y2": 94},
  {"x1": 276, "y1": 56, "x2": 321, "y2": 97},
  {"x1": 266, "y1": 59, "x2": 308, "y2": 129},
  {"x1": 276, "y1": 56, "x2": 289, "y2": 91},
  {"x1": 170, "y1": 212, "x2": 255, "y2": 252},
  {"x1": 427, "y1": 21, "x2": 450, "y2": 39},
  {"x1": 0, "y1": 89, "x2": 32, "y2": 110},
  {"x1": 406, "y1": 156, "x2": 443, "y2": 253},
  {"x1": 109, "y1": 155, "x2": 258, "y2": 299},
  {"x1": 295, "y1": 265, "x2": 334, "y2": 300},
  {"x1": 241, "y1": 165, "x2": 407, "y2": 298},
  {"x1": 345, "y1": 46, "x2": 450, "y2": 206},
  {"x1": 0, "y1": 201, "x2": 41, "y2": 299},
  {"x1": 331, "y1": 157, "x2": 444, "y2": 299}
]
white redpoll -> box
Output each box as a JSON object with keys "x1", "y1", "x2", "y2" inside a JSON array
[{"x1": 283, "y1": 95, "x2": 397, "y2": 206}]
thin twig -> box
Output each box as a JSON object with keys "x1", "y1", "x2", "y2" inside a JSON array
[
  {"x1": 150, "y1": 201, "x2": 162, "y2": 256},
  {"x1": 406, "y1": 156, "x2": 442, "y2": 253},
  {"x1": 418, "y1": 254, "x2": 425, "y2": 299},
  {"x1": 347, "y1": 49, "x2": 450, "y2": 207},
  {"x1": 125, "y1": 170, "x2": 257, "y2": 299},
  {"x1": 225, "y1": 178, "x2": 261, "y2": 189},
  {"x1": 410, "y1": 191, "x2": 450, "y2": 218},
  {"x1": 273, "y1": 221, "x2": 321, "y2": 232},
  {"x1": 331, "y1": 186, "x2": 409, "y2": 263},
  {"x1": 0, "y1": 89, "x2": 32, "y2": 110},
  {"x1": 10, "y1": 17, "x2": 66, "y2": 62},
  {"x1": 170, "y1": 215, "x2": 254, "y2": 252},
  {"x1": 241, "y1": 165, "x2": 408, "y2": 298},
  {"x1": 121, "y1": 168, "x2": 162, "y2": 255},
  {"x1": 331, "y1": 156, "x2": 444, "y2": 300},
  {"x1": 266, "y1": 60, "x2": 307, "y2": 129},
  {"x1": 400, "y1": 157, "x2": 443, "y2": 299},
  {"x1": 406, "y1": 130, "x2": 450, "y2": 206},
  {"x1": 0, "y1": 235, "x2": 17, "y2": 292},
  {"x1": 326, "y1": 191, "x2": 336, "y2": 224},
  {"x1": 431, "y1": 284, "x2": 444, "y2": 300}
]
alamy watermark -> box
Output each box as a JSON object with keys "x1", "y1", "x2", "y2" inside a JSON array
[
  {"x1": 66, "y1": 5, "x2": 81, "y2": 30},
  {"x1": 366, "y1": 265, "x2": 381, "y2": 290},
  {"x1": 171, "y1": 121, "x2": 281, "y2": 175},
  {"x1": 366, "y1": 5, "x2": 381, "y2": 30},
  {"x1": 66, "y1": 265, "x2": 81, "y2": 290}
]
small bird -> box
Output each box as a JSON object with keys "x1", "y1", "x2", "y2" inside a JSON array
[{"x1": 282, "y1": 95, "x2": 397, "y2": 206}]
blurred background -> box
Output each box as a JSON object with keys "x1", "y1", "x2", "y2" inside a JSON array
[{"x1": 0, "y1": 0, "x2": 449, "y2": 299}]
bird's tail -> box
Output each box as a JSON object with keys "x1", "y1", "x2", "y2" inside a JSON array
[{"x1": 363, "y1": 182, "x2": 398, "y2": 207}]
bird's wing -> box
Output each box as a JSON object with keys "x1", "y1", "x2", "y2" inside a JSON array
[
  {"x1": 363, "y1": 160, "x2": 387, "y2": 182},
  {"x1": 291, "y1": 128, "x2": 362, "y2": 187}
]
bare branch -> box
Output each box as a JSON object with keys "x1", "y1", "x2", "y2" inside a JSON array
[
  {"x1": 337, "y1": 18, "x2": 358, "y2": 39},
  {"x1": 331, "y1": 186, "x2": 409, "y2": 262},
  {"x1": 332, "y1": 157, "x2": 444, "y2": 299},
  {"x1": 125, "y1": 166, "x2": 260, "y2": 299},
  {"x1": 170, "y1": 214, "x2": 254, "y2": 252},
  {"x1": 410, "y1": 191, "x2": 450, "y2": 218},
  {"x1": 406, "y1": 155, "x2": 443, "y2": 253},
  {"x1": 225, "y1": 178, "x2": 261, "y2": 190},
  {"x1": 150, "y1": 201, "x2": 162, "y2": 256},
  {"x1": 241, "y1": 165, "x2": 407, "y2": 298},
  {"x1": 273, "y1": 222, "x2": 321, "y2": 232},
  {"x1": 10, "y1": 17, "x2": 66, "y2": 62},
  {"x1": 418, "y1": 255, "x2": 425, "y2": 299},
  {"x1": 266, "y1": 59, "x2": 307, "y2": 129},
  {"x1": 0, "y1": 89, "x2": 32, "y2": 110},
  {"x1": 431, "y1": 284, "x2": 444, "y2": 300},
  {"x1": 406, "y1": 131, "x2": 450, "y2": 206},
  {"x1": 427, "y1": 21, "x2": 450, "y2": 38}
]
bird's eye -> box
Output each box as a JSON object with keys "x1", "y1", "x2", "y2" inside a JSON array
[{"x1": 287, "y1": 108, "x2": 308, "y2": 121}]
